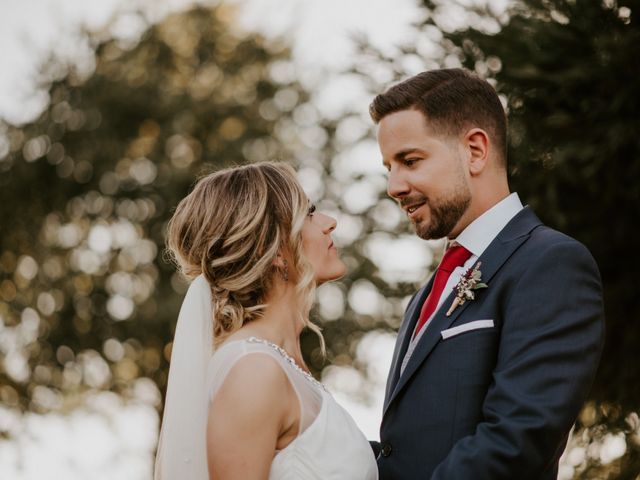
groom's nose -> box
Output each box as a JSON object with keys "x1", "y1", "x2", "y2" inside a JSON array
[{"x1": 387, "y1": 170, "x2": 410, "y2": 199}]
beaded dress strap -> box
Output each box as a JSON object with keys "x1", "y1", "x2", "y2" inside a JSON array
[{"x1": 246, "y1": 337, "x2": 327, "y2": 392}]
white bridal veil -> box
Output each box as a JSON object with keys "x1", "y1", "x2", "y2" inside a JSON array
[{"x1": 154, "y1": 275, "x2": 214, "y2": 479}]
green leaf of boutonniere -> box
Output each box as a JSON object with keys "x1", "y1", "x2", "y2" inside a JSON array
[{"x1": 446, "y1": 262, "x2": 488, "y2": 316}]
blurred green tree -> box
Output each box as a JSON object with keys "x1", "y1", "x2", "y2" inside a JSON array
[
  {"x1": 346, "y1": 0, "x2": 639, "y2": 477},
  {"x1": 447, "y1": 0, "x2": 639, "y2": 408},
  {"x1": 414, "y1": 0, "x2": 640, "y2": 477},
  {"x1": 6, "y1": 0, "x2": 636, "y2": 476},
  {"x1": 0, "y1": 5, "x2": 421, "y2": 448},
  {"x1": 0, "y1": 5, "x2": 323, "y2": 416},
  {"x1": 0, "y1": 7, "x2": 420, "y2": 452}
]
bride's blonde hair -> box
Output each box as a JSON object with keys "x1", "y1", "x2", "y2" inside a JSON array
[{"x1": 166, "y1": 162, "x2": 322, "y2": 350}]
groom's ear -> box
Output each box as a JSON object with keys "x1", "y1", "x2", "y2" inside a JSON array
[{"x1": 464, "y1": 128, "x2": 490, "y2": 176}]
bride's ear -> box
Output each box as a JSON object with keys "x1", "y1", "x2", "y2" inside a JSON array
[
  {"x1": 273, "y1": 251, "x2": 290, "y2": 283},
  {"x1": 273, "y1": 251, "x2": 286, "y2": 269}
]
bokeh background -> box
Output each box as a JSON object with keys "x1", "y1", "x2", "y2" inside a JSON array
[{"x1": 0, "y1": 0, "x2": 638, "y2": 478}]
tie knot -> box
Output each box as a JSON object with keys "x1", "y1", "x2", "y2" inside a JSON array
[{"x1": 439, "y1": 245, "x2": 472, "y2": 273}]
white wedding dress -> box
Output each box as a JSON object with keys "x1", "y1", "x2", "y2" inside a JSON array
[{"x1": 207, "y1": 337, "x2": 379, "y2": 480}]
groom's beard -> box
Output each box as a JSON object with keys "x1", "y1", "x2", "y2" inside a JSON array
[{"x1": 413, "y1": 179, "x2": 471, "y2": 240}]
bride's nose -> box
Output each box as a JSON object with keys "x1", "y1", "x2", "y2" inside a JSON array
[{"x1": 322, "y1": 214, "x2": 337, "y2": 234}]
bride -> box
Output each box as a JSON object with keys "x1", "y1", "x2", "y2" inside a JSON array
[{"x1": 154, "y1": 162, "x2": 378, "y2": 479}]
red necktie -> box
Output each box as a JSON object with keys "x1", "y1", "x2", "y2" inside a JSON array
[{"x1": 414, "y1": 245, "x2": 472, "y2": 335}]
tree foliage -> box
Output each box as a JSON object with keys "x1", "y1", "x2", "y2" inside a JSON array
[
  {"x1": 431, "y1": 0, "x2": 639, "y2": 477},
  {"x1": 0, "y1": 5, "x2": 319, "y2": 414},
  {"x1": 0, "y1": 5, "x2": 415, "y2": 432},
  {"x1": 4, "y1": 0, "x2": 637, "y2": 477},
  {"x1": 348, "y1": 0, "x2": 639, "y2": 476},
  {"x1": 446, "y1": 0, "x2": 639, "y2": 407}
]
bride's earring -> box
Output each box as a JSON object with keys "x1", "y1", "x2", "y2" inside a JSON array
[{"x1": 281, "y1": 259, "x2": 289, "y2": 282}]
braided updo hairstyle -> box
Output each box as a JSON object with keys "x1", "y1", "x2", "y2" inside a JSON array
[{"x1": 166, "y1": 162, "x2": 322, "y2": 349}]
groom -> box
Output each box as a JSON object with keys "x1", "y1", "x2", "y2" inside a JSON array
[{"x1": 369, "y1": 69, "x2": 604, "y2": 479}]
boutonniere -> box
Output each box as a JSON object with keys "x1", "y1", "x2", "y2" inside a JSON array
[{"x1": 446, "y1": 262, "x2": 488, "y2": 316}]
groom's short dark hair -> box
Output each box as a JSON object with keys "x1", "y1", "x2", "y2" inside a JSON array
[{"x1": 369, "y1": 68, "x2": 507, "y2": 167}]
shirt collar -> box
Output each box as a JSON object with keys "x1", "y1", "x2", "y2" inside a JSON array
[{"x1": 453, "y1": 192, "x2": 524, "y2": 258}]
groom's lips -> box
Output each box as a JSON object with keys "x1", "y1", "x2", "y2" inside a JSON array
[{"x1": 403, "y1": 201, "x2": 427, "y2": 220}]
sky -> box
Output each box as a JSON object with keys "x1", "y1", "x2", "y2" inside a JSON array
[{"x1": 0, "y1": 0, "x2": 425, "y2": 125}]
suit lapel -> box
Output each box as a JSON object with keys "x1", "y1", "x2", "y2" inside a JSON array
[
  {"x1": 383, "y1": 207, "x2": 543, "y2": 417},
  {"x1": 383, "y1": 277, "x2": 434, "y2": 404}
]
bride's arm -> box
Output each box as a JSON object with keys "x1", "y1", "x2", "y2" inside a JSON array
[{"x1": 206, "y1": 354, "x2": 296, "y2": 480}]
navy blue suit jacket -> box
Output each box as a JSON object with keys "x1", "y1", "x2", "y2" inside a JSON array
[{"x1": 377, "y1": 207, "x2": 604, "y2": 479}]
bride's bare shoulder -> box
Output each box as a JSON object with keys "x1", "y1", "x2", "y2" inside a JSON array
[
  {"x1": 209, "y1": 351, "x2": 294, "y2": 429},
  {"x1": 222, "y1": 350, "x2": 288, "y2": 391}
]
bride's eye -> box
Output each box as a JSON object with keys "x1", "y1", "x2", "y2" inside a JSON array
[{"x1": 307, "y1": 204, "x2": 316, "y2": 217}]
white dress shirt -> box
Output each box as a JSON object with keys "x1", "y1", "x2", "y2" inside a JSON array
[{"x1": 399, "y1": 192, "x2": 524, "y2": 375}]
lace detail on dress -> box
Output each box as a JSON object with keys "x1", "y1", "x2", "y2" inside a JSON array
[{"x1": 246, "y1": 337, "x2": 327, "y2": 392}]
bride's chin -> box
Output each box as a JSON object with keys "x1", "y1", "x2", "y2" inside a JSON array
[{"x1": 315, "y1": 266, "x2": 347, "y2": 286}]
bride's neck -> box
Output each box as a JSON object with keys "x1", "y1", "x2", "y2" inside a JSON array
[{"x1": 244, "y1": 283, "x2": 308, "y2": 364}]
